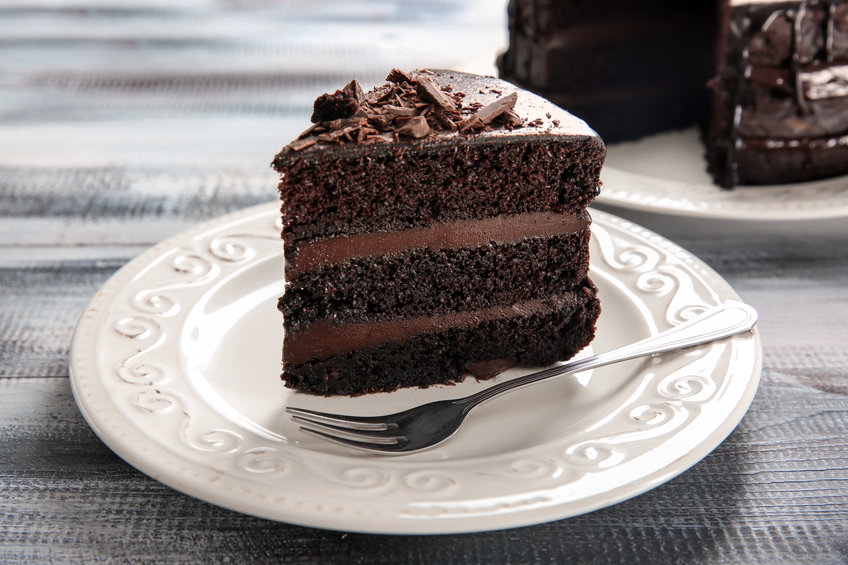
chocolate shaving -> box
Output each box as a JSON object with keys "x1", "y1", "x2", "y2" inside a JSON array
[
  {"x1": 285, "y1": 137, "x2": 317, "y2": 152},
  {"x1": 380, "y1": 105, "x2": 418, "y2": 117},
  {"x1": 499, "y1": 109, "x2": 525, "y2": 128},
  {"x1": 361, "y1": 133, "x2": 392, "y2": 145},
  {"x1": 369, "y1": 114, "x2": 394, "y2": 129},
  {"x1": 395, "y1": 116, "x2": 431, "y2": 138},
  {"x1": 343, "y1": 79, "x2": 364, "y2": 102},
  {"x1": 368, "y1": 85, "x2": 396, "y2": 104},
  {"x1": 324, "y1": 116, "x2": 368, "y2": 131},
  {"x1": 458, "y1": 92, "x2": 518, "y2": 132},
  {"x1": 311, "y1": 81, "x2": 362, "y2": 123},
  {"x1": 317, "y1": 125, "x2": 361, "y2": 142},
  {"x1": 296, "y1": 123, "x2": 321, "y2": 139},
  {"x1": 415, "y1": 75, "x2": 457, "y2": 113},
  {"x1": 288, "y1": 69, "x2": 530, "y2": 150},
  {"x1": 431, "y1": 108, "x2": 458, "y2": 132},
  {"x1": 386, "y1": 68, "x2": 415, "y2": 84}
]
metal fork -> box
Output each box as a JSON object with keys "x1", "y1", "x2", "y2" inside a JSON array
[{"x1": 287, "y1": 302, "x2": 758, "y2": 454}]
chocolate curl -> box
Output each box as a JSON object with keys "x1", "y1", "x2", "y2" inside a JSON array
[
  {"x1": 386, "y1": 68, "x2": 415, "y2": 84},
  {"x1": 395, "y1": 116, "x2": 431, "y2": 138},
  {"x1": 499, "y1": 109, "x2": 524, "y2": 128},
  {"x1": 283, "y1": 137, "x2": 317, "y2": 152},
  {"x1": 311, "y1": 80, "x2": 364, "y2": 123},
  {"x1": 342, "y1": 79, "x2": 364, "y2": 102},
  {"x1": 415, "y1": 75, "x2": 457, "y2": 113},
  {"x1": 458, "y1": 92, "x2": 518, "y2": 132}
]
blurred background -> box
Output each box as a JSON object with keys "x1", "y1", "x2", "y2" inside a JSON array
[{"x1": 1, "y1": 0, "x2": 509, "y2": 221}]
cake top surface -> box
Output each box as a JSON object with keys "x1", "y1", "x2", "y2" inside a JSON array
[{"x1": 273, "y1": 68, "x2": 598, "y2": 162}]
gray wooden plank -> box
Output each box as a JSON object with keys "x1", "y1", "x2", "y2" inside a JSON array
[
  {"x1": 0, "y1": 256, "x2": 123, "y2": 378},
  {"x1": 1, "y1": 377, "x2": 846, "y2": 564},
  {"x1": 0, "y1": 219, "x2": 195, "y2": 247},
  {"x1": 0, "y1": 164, "x2": 277, "y2": 219}
]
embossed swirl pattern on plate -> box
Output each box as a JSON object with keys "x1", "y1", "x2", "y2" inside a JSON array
[{"x1": 107, "y1": 213, "x2": 283, "y2": 478}]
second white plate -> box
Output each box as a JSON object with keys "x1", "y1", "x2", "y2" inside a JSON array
[
  {"x1": 69, "y1": 202, "x2": 761, "y2": 534},
  {"x1": 599, "y1": 127, "x2": 848, "y2": 222}
]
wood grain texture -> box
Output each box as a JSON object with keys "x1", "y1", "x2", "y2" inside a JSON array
[
  {"x1": 2, "y1": 0, "x2": 848, "y2": 563},
  {"x1": 1, "y1": 378, "x2": 846, "y2": 564}
]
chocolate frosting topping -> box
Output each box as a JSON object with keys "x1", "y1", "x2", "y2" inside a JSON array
[{"x1": 272, "y1": 69, "x2": 597, "y2": 166}]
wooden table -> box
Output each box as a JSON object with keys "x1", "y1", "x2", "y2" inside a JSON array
[{"x1": 3, "y1": 1, "x2": 847, "y2": 562}]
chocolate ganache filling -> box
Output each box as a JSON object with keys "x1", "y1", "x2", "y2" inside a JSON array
[
  {"x1": 286, "y1": 210, "x2": 590, "y2": 277},
  {"x1": 283, "y1": 209, "x2": 592, "y2": 364},
  {"x1": 284, "y1": 295, "x2": 578, "y2": 365}
]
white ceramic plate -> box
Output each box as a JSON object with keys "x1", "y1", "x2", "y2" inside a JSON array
[
  {"x1": 599, "y1": 127, "x2": 848, "y2": 221},
  {"x1": 69, "y1": 202, "x2": 762, "y2": 534}
]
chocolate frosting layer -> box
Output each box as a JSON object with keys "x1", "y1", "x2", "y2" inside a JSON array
[
  {"x1": 271, "y1": 69, "x2": 599, "y2": 168},
  {"x1": 287, "y1": 210, "x2": 590, "y2": 277},
  {"x1": 284, "y1": 294, "x2": 577, "y2": 365}
]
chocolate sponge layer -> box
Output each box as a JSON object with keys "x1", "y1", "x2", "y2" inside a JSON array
[
  {"x1": 280, "y1": 228, "x2": 592, "y2": 332},
  {"x1": 277, "y1": 137, "x2": 604, "y2": 259},
  {"x1": 283, "y1": 280, "x2": 600, "y2": 396}
]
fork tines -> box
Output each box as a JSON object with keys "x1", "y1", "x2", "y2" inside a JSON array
[{"x1": 286, "y1": 407, "x2": 407, "y2": 450}]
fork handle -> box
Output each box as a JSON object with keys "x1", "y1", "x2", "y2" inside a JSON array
[{"x1": 458, "y1": 302, "x2": 758, "y2": 410}]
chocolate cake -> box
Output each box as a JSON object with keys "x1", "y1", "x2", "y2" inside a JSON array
[
  {"x1": 272, "y1": 69, "x2": 604, "y2": 396},
  {"x1": 708, "y1": 0, "x2": 848, "y2": 186},
  {"x1": 498, "y1": 0, "x2": 848, "y2": 188},
  {"x1": 497, "y1": 1, "x2": 717, "y2": 144}
]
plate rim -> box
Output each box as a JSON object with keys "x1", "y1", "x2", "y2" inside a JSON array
[
  {"x1": 598, "y1": 131, "x2": 848, "y2": 222},
  {"x1": 68, "y1": 202, "x2": 763, "y2": 534}
]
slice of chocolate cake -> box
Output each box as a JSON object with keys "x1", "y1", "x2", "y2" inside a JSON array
[{"x1": 272, "y1": 69, "x2": 604, "y2": 395}]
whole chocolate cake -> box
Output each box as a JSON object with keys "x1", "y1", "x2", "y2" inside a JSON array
[
  {"x1": 498, "y1": 0, "x2": 848, "y2": 188},
  {"x1": 708, "y1": 0, "x2": 848, "y2": 186},
  {"x1": 272, "y1": 69, "x2": 604, "y2": 395},
  {"x1": 497, "y1": 0, "x2": 717, "y2": 144}
]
